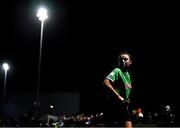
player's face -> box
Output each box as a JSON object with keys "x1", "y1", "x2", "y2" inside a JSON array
[{"x1": 120, "y1": 54, "x2": 132, "y2": 68}]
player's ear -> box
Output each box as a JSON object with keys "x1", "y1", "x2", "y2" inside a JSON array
[{"x1": 129, "y1": 60, "x2": 132, "y2": 65}]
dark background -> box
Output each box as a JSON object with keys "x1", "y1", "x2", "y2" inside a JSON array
[{"x1": 0, "y1": 0, "x2": 179, "y2": 119}]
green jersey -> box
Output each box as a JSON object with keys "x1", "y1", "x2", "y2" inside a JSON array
[{"x1": 106, "y1": 68, "x2": 132, "y2": 100}]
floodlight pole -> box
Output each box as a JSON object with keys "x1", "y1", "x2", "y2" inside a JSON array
[{"x1": 35, "y1": 7, "x2": 48, "y2": 119}]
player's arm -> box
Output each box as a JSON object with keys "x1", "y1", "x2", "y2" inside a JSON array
[{"x1": 103, "y1": 78, "x2": 124, "y2": 101}]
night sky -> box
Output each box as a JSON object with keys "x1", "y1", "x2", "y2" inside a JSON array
[{"x1": 0, "y1": 1, "x2": 180, "y2": 115}]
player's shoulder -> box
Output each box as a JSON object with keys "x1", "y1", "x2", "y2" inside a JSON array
[{"x1": 113, "y1": 67, "x2": 121, "y2": 72}]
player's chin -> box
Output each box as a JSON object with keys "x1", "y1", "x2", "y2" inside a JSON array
[{"x1": 123, "y1": 65, "x2": 127, "y2": 68}]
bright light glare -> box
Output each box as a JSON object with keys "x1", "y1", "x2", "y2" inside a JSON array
[
  {"x1": 36, "y1": 8, "x2": 48, "y2": 21},
  {"x1": 50, "y1": 105, "x2": 54, "y2": 109},
  {"x1": 2, "y1": 63, "x2": 9, "y2": 71}
]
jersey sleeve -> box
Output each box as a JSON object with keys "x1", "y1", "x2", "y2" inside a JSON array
[{"x1": 106, "y1": 68, "x2": 120, "y2": 82}]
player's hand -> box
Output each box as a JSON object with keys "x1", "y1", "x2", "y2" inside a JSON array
[
  {"x1": 122, "y1": 99, "x2": 130, "y2": 104},
  {"x1": 118, "y1": 95, "x2": 124, "y2": 101},
  {"x1": 118, "y1": 96, "x2": 130, "y2": 104}
]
